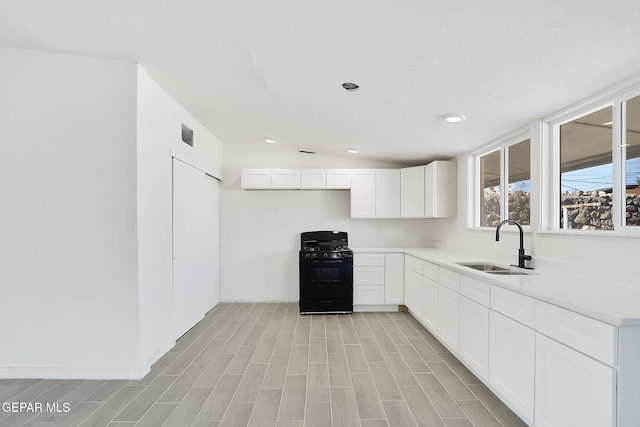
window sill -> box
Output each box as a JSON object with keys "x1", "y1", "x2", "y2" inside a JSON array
[
  {"x1": 467, "y1": 226, "x2": 534, "y2": 234},
  {"x1": 535, "y1": 229, "x2": 640, "y2": 238}
]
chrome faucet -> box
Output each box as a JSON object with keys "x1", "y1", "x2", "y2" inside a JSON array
[{"x1": 495, "y1": 219, "x2": 532, "y2": 269}]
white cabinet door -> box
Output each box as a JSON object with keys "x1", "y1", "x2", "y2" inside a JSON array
[
  {"x1": 425, "y1": 161, "x2": 456, "y2": 218},
  {"x1": 459, "y1": 296, "x2": 489, "y2": 381},
  {"x1": 351, "y1": 169, "x2": 376, "y2": 218},
  {"x1": 301, "y1": 169, "x2": 326, "y2": 189},
  {"x1": 241, "y1": 169, "x2": 271, "y2": 189},
  {"x1": 535, "y1": 334, "x2": 615, "y2": 427},
  {"x1": 375, "y1": 169, "x2": 401, "y2": 218},
  {"x1": 400, "y1": 166, "x2": 425, "y2": 218},
  {"x1": 489, "y1": 311, "x2": 535, "y2": 424},
  {"x1": 384, "y1": 253, "x2": 404, "y2": 304},
  {"x1": 404, "y1": 266, "x2": 422, "y2": 318},
  {"x1": 271, "y1": 169, "x2": 301, "y2": 189},
  {"x1": 327, "y1": 169, "x2": 352, "y2": 189},
  {"x1": 437, "y1": 285, "x2": 460, "y2": 353},
  {"x1": 421, "y1": 276, "x2": 439, "y2": 333}
]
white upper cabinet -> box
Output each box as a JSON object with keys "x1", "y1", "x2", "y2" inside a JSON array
[
  {"x1": 241, "y1": 169, "x2": 300, "y2": 189},
  {"x1": 301, "y1": 169, "x2": 352, "y2": 189},
  {"x1": 375, "y1": 169, "x2": 401, "y2": 218},
  {"x1": 271, "y1": 169, "x2": 301, "y2": 189},
  {"x1": 241, "y1": 169, "x2": 272, "y2": 189},
  {"x1": 401, "y1": 166, "x2": 426, "y2": 217},
  {"x1": 351, "y1": 169, "x2": 377, "y2": 218},
  {"x1": 301, "y1": 169, "x2": 327, "y2": 189},
  {"x1": 351, "y1": 169, "x2": 401, "y2": 218},
  {"x1": 400, "y1": 160, "x2": 457, "y2": 218},
  {"x1": 242, "y1": 162, "x2": 455, "y2": 218},
  {"x1": 327, "y1": 169, "x2": 352, "y2": 189},
  {"x1": 425, "y1": 161, "x2": 456, "y2": 218}
]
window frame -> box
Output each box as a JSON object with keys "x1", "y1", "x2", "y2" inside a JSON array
[
  {"x1": 469, "y1": 127, "x2": 532, "y2": 230},
  {"x1": 542, "y1": 82, "x2": 640, "y2": 235}
]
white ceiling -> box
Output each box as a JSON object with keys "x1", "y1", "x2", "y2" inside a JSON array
[{"x1": 2, "y1": 0, "x2": 640, "y2": 165}]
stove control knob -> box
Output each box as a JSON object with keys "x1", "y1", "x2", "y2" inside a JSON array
[{"x1": 323, "y1": 252, "x2": 328, "y2": 258}]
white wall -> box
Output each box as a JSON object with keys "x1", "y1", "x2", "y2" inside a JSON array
[
  {"x1": 220, "y1": 144, "x2": 434, "y2": 302},
  {"x1": 136, "y1": 67, "x2": 224, "y2": 367},
  {"x1": 0, "y1": 47, "x2": 141, "y2": 378},
  {"x1": 431, "y1": 152, "x2": 640, "y2": 291}
]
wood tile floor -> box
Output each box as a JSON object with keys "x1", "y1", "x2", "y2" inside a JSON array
[{"x1": 0, "y1": 303, "x2": 528, "y2": 427}]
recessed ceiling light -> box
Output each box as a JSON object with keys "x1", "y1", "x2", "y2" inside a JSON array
[
  {"x1": 347, "y1": 149, "x2": 359, "y2": 154},
  {"x1": 443, "y1": 114, "x2": 466, "y2": 123},
  {"x1": 342, "y1": 82, "x2": 360, "y2": 91},
  {"x1": 264, "y1": 138, "x2": 276, "y2": 144}
]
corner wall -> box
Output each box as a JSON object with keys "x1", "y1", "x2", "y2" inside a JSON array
[
  {"x1": 136, "y1": 67, "x2": 224, "y2": 367},
  {"x1": 220, "y1": 144, "x2": 434, "y2": 302},
  {"x1": 0, "y1": 47, "x2": 141, "y2": 378}
]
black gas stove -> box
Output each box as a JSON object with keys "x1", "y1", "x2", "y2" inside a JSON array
[{"x1": 299, "y1": 231, "x2": 353, "y2": 314}]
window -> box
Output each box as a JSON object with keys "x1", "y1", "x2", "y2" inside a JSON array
[
  {"x1": 559, "y1": 106, "x2": 613, "y2": 230},
  {"x1": 624, "y1": 95, "x2": 640, "y2": 227},
  {"x1": 549, "y1": 92, "x2": 640, "y2": 232},
  {"x1": 475, "y1": 137, "x2": 531, "y2": 228}
]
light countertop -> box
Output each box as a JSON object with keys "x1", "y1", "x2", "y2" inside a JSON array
[{"x1": 352, "y1": 247, "x2": 640, "y2": 326}]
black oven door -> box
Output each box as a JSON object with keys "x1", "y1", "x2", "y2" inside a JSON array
[{"x1": 299, "y1": 259, "x2": 353, "y2": 300}]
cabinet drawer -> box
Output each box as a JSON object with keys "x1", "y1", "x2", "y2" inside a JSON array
[
  {"x1": 354, "y1": 286, "x2": 385, "y2": 305},
  {"x1": 536, "y1": 301, "x2": 617, "y2": 366},
  {"x1": 421, "y1": 260, "x2": 439, "y2": 282},
  {"x1": 460, "y1": 275, "x2": 490, "y2": 307},
  {"x1": 354, "y1": 253, "x2": 385, "y2": 267},
  {"x1": 491, "y1": 286, "x2": 536, "y2": 328},
  {"x1": 439, "y1": 268, "x2": 460, "y2": 292},
  {"x1": 354, "y1": 266, "x2": 385, "y2": 286}
]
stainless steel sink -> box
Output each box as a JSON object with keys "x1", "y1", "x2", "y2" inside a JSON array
[{"x1": 455, "y1": 262, "x2": 529, "y2": 275}]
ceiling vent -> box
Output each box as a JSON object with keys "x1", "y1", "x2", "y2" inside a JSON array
[
  {"x1": 181, "y1": 123, "x2": 194, "y2": 146},
  {"x1": 341, "y1": 82, "x2": 360, "y2": 91}
]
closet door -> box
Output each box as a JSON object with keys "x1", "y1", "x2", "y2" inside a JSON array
[{"x1": 172, "y1": 158, "x2": 220, "y2": 340}]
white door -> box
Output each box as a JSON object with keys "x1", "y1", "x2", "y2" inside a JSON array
[
  {"x1": 420, "y1": 276, "x2": 439, "y2": 333},
  {"x1": 172, "y1": 158, "x2": 220, "y2": 340},
  {"x1": 535, "y1": 334, "x2": 615, "y2": 427},
  {"x1": 351, "y1": 169, "x2": 376, "y2": 218},
  {"x1": 489, "y1": 311, "x2": 535, "y2": 423},
  {"x1": 375, "y1": 169, "x2": 401, "y2": 218},
  {"x1": 459, "y1": 296, "x2": 489, "y2": 381},
  {"x1": 437, "y1": 285, "x2": 460, "y2": 353}
]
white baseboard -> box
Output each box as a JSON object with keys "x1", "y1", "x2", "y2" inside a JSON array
[
  {"x1": 0, "y1": 366, "x2": 149, "y2": 380},
  {"x1": 353, "y1": 304, "x2": 399, "y2": 312}
]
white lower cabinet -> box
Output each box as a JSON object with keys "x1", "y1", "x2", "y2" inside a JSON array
[
  {"x1": 437, "y1": 284, "x2": 460, "y2": 353},
  {"x1": 535, "y1": 334, "x2": 615, "y2": 427},
  {"x1": 384, "y1": 253, "x2": 404, "y2": 304},
  {"x1": 459, "y1": 296, "x2": 489, "y2": 381},
  {"x1": 404, "y1": 262, "x2": 423, "y2": 317},
  {"x1": 489, "y1": 311, "x2": 535, "y2": 424},
  {"x1": 421, "y1": 276, "x2": 439, "y2": 332},
  {"x1": 353, "y1": 252, "x2": 404, "y2": 306}
]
